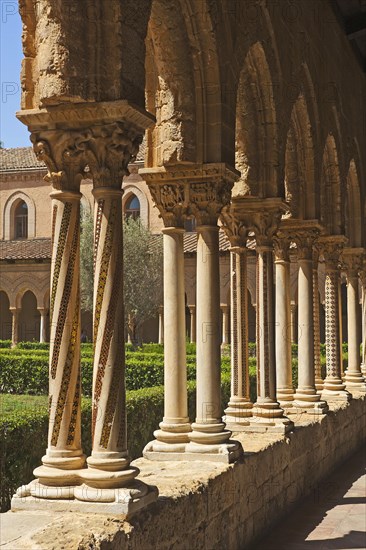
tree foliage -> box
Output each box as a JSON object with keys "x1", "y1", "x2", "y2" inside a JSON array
[
  {"x1": 80, "y1": 211, "x2": 94, "y2": 313},
  {"x1": 123, "y1": 217, "x2": 163, "y2": 344},
  {"x1": 79, "y1": 212, "x2": 163, "y2": 343}
]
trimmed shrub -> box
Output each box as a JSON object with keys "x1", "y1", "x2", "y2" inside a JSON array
[
  {"x1": 0, "y1": 340, "x2": 11, "y2": 349},
  {"x1": 1, "y1": 374, "x2": 232, "y2": 513}
]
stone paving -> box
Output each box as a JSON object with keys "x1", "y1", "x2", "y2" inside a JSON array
[{"x1": 255, "y1": 446, "x2": 366, "y2": 550}]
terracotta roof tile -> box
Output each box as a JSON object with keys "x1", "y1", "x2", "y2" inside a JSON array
[
  {"x1": 0, "y1": 140, "x2": 146, "y2": 173},
  {"x1": 0, "y1": 147, "x2": 45, "y2": 171},
  {"x1": 0, "y1": 239, "x2": 51, "y2": 260}
]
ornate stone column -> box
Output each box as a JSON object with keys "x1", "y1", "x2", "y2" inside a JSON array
[
  {"x1": 342, "y1": 249, "x2": 366, "y2": 392},
  {"x1": 228, "y1": 198, "x2": 292, "y2": 433},
  {"x1": 15, "y1": 129, "x2": 86, "y2": 502},
  {"x1": 10, "y1": 307, "x2": 19, "y2": 347},
  {"x1": 38, "y1": 308, "x2": 48, "y2": 343},
  {"x1": 189, "y1": 305, "x2": 196, "y2": 343},
  {"x1": 184, "y1": 166, "x2": 241, "y2": 461},
  {"x1": 13, "y1": 101, "x2": 158, "y2": 514},
  {"x1": 320, "y1": 236, "x2": 351, "y2": 402},
  {"x1": 273, "y1": 234, "x2": 294, "y2": 407},
  {"x1": 158, "y1": 305, "x2": 164, "y2": 345},
  {"x1": 220, "y1": 206, "x2": 253, "y2": 428},
  {"x1": 221, "y1": 304, "x2": 230, "y2": 347},
  {"x1": 291, "y1": 227, "x2": 328, "y2": 414},
  {"x1": 140, "y1": 168, "x2": 192, "y2": 458},
  {"x1": 313, "y1": 250, "x2": 323, "y2": 391},
  {"x1": 361, "y1": 264, "x2": 366, "y2": 377}
]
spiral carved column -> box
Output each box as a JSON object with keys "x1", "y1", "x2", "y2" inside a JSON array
[{"x1": 13, "y1": 105, "x2": 158, "y2": 514}]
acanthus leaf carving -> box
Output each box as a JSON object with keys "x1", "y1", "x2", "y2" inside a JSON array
[{"x1": 31, "y1": 121, "x2": 143, "y2": 192}]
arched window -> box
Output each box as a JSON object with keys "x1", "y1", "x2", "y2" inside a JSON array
[
  {"x1": 124, "y1": 194, "x2": 140, "y2": 220},
  {"x1": 14, "y1": 201, "x2": 28, "y2": 239}
]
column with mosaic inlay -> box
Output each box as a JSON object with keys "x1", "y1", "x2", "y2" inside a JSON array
[
  {"x1": 313, "y1": 250, "x2": 323, "y2": 391},
  {"x1": 320, "y1": 236, "x2": 351, "y2": 402},
  {"x1": 273, "y1": 235, "x2": 294, "y2": 407},
  {"x1": 292, "y1": 229, "x2": 328, "y2": 414},
  {"x1": 250, "y1": 209, "x2": 293, "y2": 433},
  {"x1": 224, "y1": 245, "x2": 253, "y2": 427},
  {"x1": 79, "y1": 123, "x2": 157, "y2": 509},
  {"x1": 15, "y1": 131, "x2": 87, "y2": 502},
  {"x1": 342, "y1": 249, "x2": 366, "y2": 391}
]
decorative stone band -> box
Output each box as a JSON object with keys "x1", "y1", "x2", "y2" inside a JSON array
[{"x1": 140, "y1": 163, "x2": 239, "y2": 227}]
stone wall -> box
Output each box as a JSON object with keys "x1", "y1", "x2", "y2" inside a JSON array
[{"x1": 6, "y1": 395, "x2": 365, "y2": 549}]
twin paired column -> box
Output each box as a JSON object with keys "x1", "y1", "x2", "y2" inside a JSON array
[
  {"x1": 291, "y1": 229, "x2": 328, "y2": 414},
  {"x1": 224, "y1": 245, "x2": 253, "y2": 427},
  {"x1": 342, "y1": 249, "x2": 366, "y2": 392},
  {"x1": 142, "y1": 165, "x2": 241, "y2": 462},
  {"x1": 14, "y1": 106, "x2": 157, "y2": 514},
  {"x1": 144, "y1": 225, "x2": 191, "y2": 456}
]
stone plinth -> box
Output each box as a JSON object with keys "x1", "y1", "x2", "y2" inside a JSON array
[{"x1": 3, "y1": 395, "x2": 365, "y2": 550}]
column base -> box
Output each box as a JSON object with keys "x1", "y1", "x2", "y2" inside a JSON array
[
  {"x1": 361, "y1": 363, "x2": 366, "y2": 377},
  {"x1": 343, "y1": 370, "x2": 366, "y2": 392},
  {"x1": 243, "y1": 416, "x2": 294, "y2": 434},
  {"x1": 315, "y1": 378, "x2": 324, "y2": 392},
  {"x1": 184, "y1": 422, "x2": 243, "y2": 462},
  {"x1": 246, "y1": 400, "x2": 293, "y2": 433},
  {"x1": 143, "y1": 421, "x2": 192, "y2": 459},
  {"x1": 287, "y1": 400, "x2": 328, "y2": 416},
  {"x1": 322, "y1": 377, "x2": 351, "y2": 401},
  {"x1": 291, "y1": 388, "x2": 328, "y2": 414},
  {"x1": 276, "y1": 387, "x2": 295, "y2": 407},
  {"x1": 320, "y1": 388, "x2": 352, "y2": 402},
  {"x1": 12, "y1": 478, "x2": 158, "y2": 517},
  {"x1": 224, "y1": 398, "x2": 253, "y2": 426}
]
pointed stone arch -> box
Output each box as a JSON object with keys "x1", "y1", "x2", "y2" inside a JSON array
[
  {"x1": 145, "y1": 0, "x2": 221, "y2": 166},
  {"x1": 284, "y1": 94, "x2": 316, "y2": 220},
  {"x1": 234, "y1": 42, "x2": 279, "y2": 198},
  {"x1": 345, "y1": 159, "x2": 362, "y2": 247},
  {"x1": 320, "y1": 134, "x2": 343, "y2": 235}
]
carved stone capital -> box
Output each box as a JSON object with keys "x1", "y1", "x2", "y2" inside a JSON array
[
  {"x1": 31, "y1": 121, "x2": 143, "y2": 191},
  {"x1": 189, "y1": 180, "x2": 232, "y2": 226},
  {"x1": 319, "y1": 235, "x2": 348, "y2": 269},
  {"x1": 273, "y1": 235, "x2": 292, "y2": 262},
  {"x1": 341, "y1": 248, "x2": 365, "y2": 276},
  {"x1": 223, "y1": 197, "x2": 287, "y2": 249},
  {"x1": 140, "y1": 163, "x2": 239, "y2": 228},
  {"x1": 220, "y1": 206, "x2": 249, "y2": 248},
  {"x1": 148, "y1": 183, "x2": 188, "y2": 227}
]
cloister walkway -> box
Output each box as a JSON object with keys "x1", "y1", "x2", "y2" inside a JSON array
[{"x1": 255, "y1": 446, "x2": 366, "y2": 550}]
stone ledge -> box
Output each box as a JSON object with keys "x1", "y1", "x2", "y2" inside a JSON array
[{"x1": 1, "y1": 395, "x2": 365, "y2": 549}]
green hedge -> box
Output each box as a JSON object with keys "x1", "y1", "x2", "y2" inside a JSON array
[
  {"x1": 1, "y1": 376, "x2": 231, "y2": 513},
  {"x1": 0, "y1": 348, "x2": 231, "y2": 395}
]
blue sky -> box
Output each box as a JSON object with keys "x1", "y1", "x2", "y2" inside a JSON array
[{"x1": 1, "y1": 1, "x2": 30, "y2": 148}]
